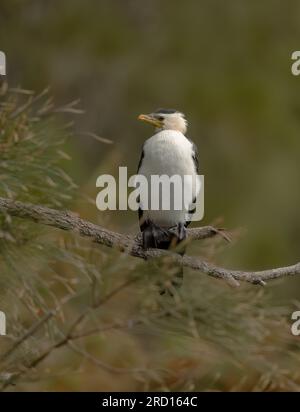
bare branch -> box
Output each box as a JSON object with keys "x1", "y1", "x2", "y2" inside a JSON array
[{"x1": 0, "y1": 197, "x2": 299, "y2": 287}]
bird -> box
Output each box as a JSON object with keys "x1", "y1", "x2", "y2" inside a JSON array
[{"x1": 137, "y1": 108, "x2": 199, "y2": 292}]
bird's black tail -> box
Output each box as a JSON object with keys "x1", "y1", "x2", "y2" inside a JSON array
[{"x1": 142, "y1": 221, "x2": 186, "y2": 295}]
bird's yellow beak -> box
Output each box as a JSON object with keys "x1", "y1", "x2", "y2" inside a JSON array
[{"x1": 138, "y1": 114, "x2": 162, "y2": 128}]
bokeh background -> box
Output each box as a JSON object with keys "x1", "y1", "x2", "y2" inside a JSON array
[{"x1": 0, "y1": 0, "x2": 300, "y2": 391}]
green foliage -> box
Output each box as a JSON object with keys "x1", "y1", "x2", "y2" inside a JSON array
[
  {"x1": 0, "y1": 84, "x2": 78, "y2": 291},
  {"x1": 0, "y1": 84, "x2": 76, "y2": 205}
]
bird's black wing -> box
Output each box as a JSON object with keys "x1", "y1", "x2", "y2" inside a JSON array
[
  {"x1": 137, "y1": 146, "x2": 145, "y2": 173},
  {"x1": 137, "y1": 146, "x2": 146, "y2": 231},
  {"x1": 191, "y1": 140, "x2": 199, "y2": 174},
  {"x1": 185, "y1": 139, "x2": 199, "y2": 227}
]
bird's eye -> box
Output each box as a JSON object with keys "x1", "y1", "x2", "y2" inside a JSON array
[{"x1": 158, "y1": 116, "x2": 164, "y2": 121}]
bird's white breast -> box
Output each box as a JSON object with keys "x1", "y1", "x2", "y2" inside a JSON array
[
  {"x1": 141, "y1": 130, "x2": 194, "y2": 174},
  {"x1": 139, "y1": 130, "x2": 198, "y2": 227}
]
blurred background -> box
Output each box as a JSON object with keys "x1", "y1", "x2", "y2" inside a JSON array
[{"x1": 0, "y1": 0, "x2": 300, "y2": 391}]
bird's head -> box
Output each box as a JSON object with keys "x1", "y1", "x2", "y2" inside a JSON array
[{"x1": 138, "y1": 109, "x2": 187, "y2": 134}]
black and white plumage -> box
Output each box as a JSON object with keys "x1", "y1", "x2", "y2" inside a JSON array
[{"x1": 137, "y1": 109, "x2": 199, "y2": 290}]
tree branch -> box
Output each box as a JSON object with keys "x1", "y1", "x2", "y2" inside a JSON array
[{"x1": 0, "y1": 197, "x2": 299, "y2": 287}]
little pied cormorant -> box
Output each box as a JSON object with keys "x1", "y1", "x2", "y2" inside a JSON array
[{"x1": 137, "y1": 109, "x2": 199, "y2": 255}]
